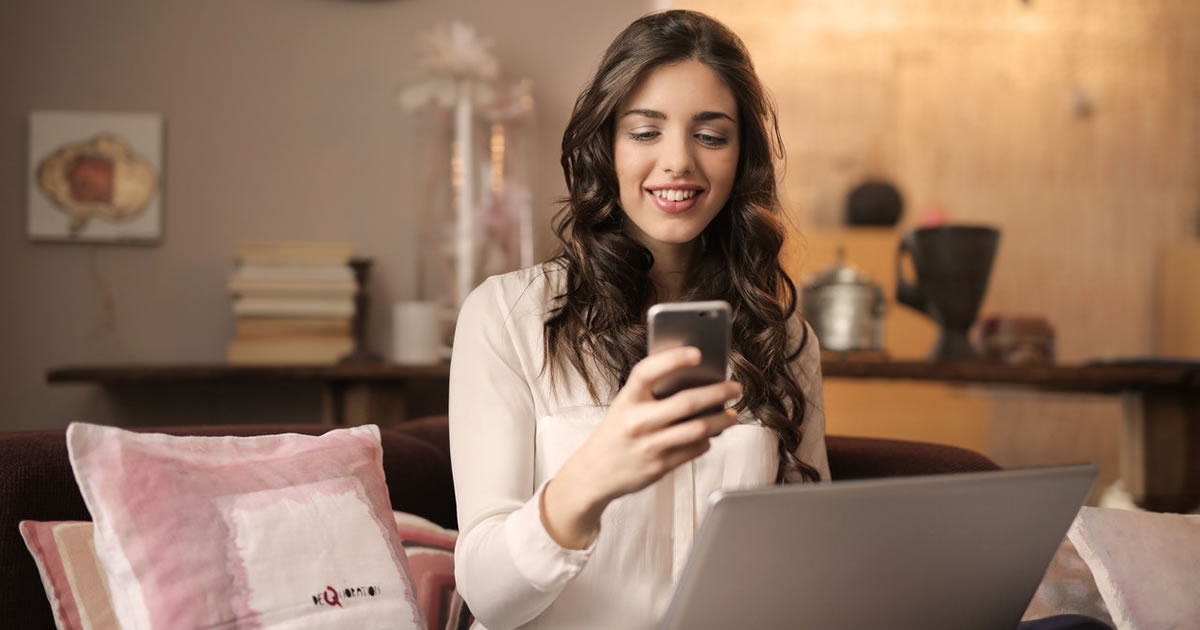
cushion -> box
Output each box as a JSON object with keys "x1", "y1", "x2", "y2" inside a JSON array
[
  {"x1": 66, "y1": 422, "x2": 424, "y2": 630},
  {"x1": 18, "y1": 520, "x2": 117, "y2": 630},
  {"x1": 1068, "y1": 506, "x2": 1200, "y2": 630},
  {"x1": 1020, "y1": 535, "x2": 1112, "y2": 625},
  {"x1": 392, "y1": 512, "x2": 473, "y2": 630},
  {"x1": 18, "y1": 512, "x2": 467, "y2": 630}
]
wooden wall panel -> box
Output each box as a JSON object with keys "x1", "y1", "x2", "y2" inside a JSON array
[
  {"x1": 1160, "y1": 242, "x2": 1200, "y2": 356},
  {"x1": 680, "y1": 0, "x2": 1200, "y2": 484}
]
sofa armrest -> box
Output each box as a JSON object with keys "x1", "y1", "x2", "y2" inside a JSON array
[{"x1": 827, "y1": 435, "x2": 1000, "y2": 481}]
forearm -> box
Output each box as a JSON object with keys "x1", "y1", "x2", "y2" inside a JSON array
[{"x1": 540, "y1": 466, "x2": 608, "y2": 550}]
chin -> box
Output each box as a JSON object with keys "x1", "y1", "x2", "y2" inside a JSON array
[{"x1": 646, "y1": 226, "x2": 704, "y2": 246}]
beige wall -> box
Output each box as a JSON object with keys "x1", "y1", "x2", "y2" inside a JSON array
[
  {"x1": 680, "y1": 0, "x2": 1200, "y2": 495},
  {"x1": 0, "y1": 0, "x2": 652, "y2": 430}
]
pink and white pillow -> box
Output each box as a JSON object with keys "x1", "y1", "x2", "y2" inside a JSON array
[
  {"x1": 65, "y1": 422, "x2": 425, "y2": 630},
  {"x1": 1068, "y1": 506, "x2": 1200, "y2": 630},
  {"x1": 21, "y1": 513, "x2": 471, "y2": 630},
  {"x1": 1020, "y1": 535, "x2": 1111, "y2": 624}
]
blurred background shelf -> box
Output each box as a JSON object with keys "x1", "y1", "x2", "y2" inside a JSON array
[
  {"x1": 48, "y1": 357, "x2": 1199, "y2": 511},
  {"x1": 47, "y1": 358, "x2": 1199, "y2": 391},
  {"x1": 47, "y1": 362, "x2": 451, "y2": 427},
  {"x1": 47, "y1": 362, "x2": 451, "y2": 385}
]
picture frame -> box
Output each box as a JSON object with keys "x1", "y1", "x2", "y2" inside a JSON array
[{"x1": 27, "y1": 110, "x2": 165, "y2": 244}]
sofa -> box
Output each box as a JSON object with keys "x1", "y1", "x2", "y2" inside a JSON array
[{"x1": 0, "y1": 415, "x2": 998, "y2": 629}]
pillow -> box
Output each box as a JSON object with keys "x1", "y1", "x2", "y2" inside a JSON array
[
  {"x1": 1020, "y1": 534, "x2": 1112, "y2": 625},
  {"x1": 19, "y1": 513, "x2": 469, "y2": 630},
  {"x1": 1068, "y1": 506, "x2": 1200, "y2": 630},
  {"x1": 19, "y1": 520, "x2": 118, "y2": 630},
  {"x1": 66, "y1": 422, "x2": 425, "y2": 630},
  {"x1": 392, "y1": 511, "x2": 473, "y2": 630}
]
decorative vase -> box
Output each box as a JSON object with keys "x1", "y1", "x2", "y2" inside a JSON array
[
  {"x1": 400, "y1": 22, "x2": 535, "y2": 351},
  {"x1": 895, "y1": 225, "x2": 1000, "y2": 361},
  {"x1": 413, "y1": 80, "x2": 536, "y2": 350}
]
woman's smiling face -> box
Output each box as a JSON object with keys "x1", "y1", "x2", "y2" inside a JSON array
[{"x1": 613, "y1": 58, "x2": 740, "y2": 255}]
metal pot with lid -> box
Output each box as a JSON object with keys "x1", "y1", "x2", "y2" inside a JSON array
[{"x1": 801, "y1": 247, "x2": 886, "y2": 352}]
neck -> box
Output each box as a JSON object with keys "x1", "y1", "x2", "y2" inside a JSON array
[
  {"x1": 646, "y1": 240, "x2": 695, "y2": 303},
  {"x1": 622, "y1": 218, "x2": 697, "y2": 303}
]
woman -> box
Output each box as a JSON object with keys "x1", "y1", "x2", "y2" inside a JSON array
[
  {"x1": 449, "y1": 9, "x2": 1115, "y2": 630},
  {"x1": 449, "y1": 10, "x2": 825, "y2": 629}
]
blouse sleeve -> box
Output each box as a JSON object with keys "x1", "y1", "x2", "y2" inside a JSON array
[
  {"x1": 448, "y1": 277, "x2": 596, "y2": 629},
  {"x1": 786, "y1": 319, "x2": 832, "y2": 483}
]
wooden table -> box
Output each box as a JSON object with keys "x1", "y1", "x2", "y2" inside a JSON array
[{"x1": 48, "y1": 358, "x2": 1200, "y2": 512}]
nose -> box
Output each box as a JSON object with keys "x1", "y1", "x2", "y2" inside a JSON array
[{"x1": 659, "y1": 132, "x2": 695, "y2": 176}]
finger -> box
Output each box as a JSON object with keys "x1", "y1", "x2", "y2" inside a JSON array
[
  {"x1": 638, "y1": 381, "x2": 742, "y2": 431},
  {"x1": 641, "y1": 408, "x2": 738, "y2": 453},
  {"x1": 705, "y1": 408, "x2": 740, "y2": 437},
  {"x1": 657, "y1": 437, "x2": 713, "y2": 473},
  {"x1": 619, "y1": 346, "x2": 702, "y2": 401}
]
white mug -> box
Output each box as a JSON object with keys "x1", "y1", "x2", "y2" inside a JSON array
[{"x1": 391, "y1": 301, "x2": 443, "y2": 365}]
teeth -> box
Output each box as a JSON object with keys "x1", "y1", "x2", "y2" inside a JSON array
[{"x1": 653, "y1": 189, "x2": 697, "y2": 201}]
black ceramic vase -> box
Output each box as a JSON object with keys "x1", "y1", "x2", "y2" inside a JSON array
[{"x1": 895, "y1": 225, "x2": 1000, "y2": 360}]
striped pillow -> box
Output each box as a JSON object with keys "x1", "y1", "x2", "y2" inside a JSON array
[
  {"x1": 392, "y1": 512, "x2": 474, "y2": 630},
  {"x1": 19, "y1": 520, "x2": 117, "y2": 630}
]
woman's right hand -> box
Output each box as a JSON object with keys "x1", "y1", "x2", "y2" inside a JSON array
[{"x1": 540, "y1": 346, "x2": 742, "y2": 548}]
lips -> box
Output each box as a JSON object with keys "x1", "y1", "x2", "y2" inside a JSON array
[{"x1": 646, "y1": 187, "x2": 704, "y2": 214}]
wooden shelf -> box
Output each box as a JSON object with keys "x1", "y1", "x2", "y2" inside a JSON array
[
  {"x1": 821, "y1": 358, "x2": 1200, "y2": 393},
  {"x1": 45, "y1": 356, "x2": 1200, "y2": 512},
  {"x1": 47, "y1": 359, "x2": 1198, "y2": 393},
  {"x1": 46, "y1": 362, "x2": 451, "y2": 384}
]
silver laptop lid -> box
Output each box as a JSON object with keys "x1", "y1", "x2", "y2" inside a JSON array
[{"x1": 659, "y1": 464, "x2": 1097, "y2": 630}]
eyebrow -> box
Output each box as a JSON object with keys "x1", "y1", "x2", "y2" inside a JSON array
[{"x1": 621, "y1": 109, "x2": 736, "y2": 123}]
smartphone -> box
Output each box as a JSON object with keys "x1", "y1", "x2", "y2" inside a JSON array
[{"x1": 646, "y1": 300, "x2": 732, "y2": 421}]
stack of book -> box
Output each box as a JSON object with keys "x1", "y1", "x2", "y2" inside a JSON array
[{"x1": 226, "y1": 241, "x2": 358, "y2": 364}]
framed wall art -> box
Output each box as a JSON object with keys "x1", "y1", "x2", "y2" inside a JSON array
[{"x1": 28, "y1": 111, "x2": 164, "y2": 243}]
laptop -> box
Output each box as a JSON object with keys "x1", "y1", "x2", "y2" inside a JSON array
[{"x1": 659, "y1": 464, "x2": 1097, "y2": 630}]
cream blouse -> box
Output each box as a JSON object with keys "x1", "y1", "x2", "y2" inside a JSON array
[{"x1": 448, "y1": 264, "x2": 829, "y2": 630}]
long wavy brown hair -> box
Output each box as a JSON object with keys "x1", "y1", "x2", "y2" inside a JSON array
[{"x1": 543, "y1": 9, "x2": 819, "y2": 483}]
